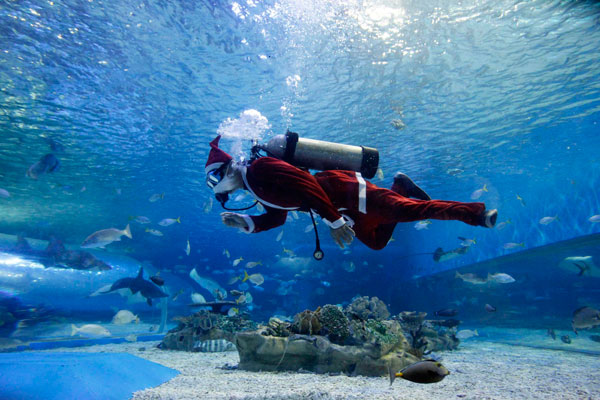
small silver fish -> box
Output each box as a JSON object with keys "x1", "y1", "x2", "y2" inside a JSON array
[
  {"x1": 496, "y1": 219, "x2": 512, "y2": 230},
  {"x1": 503, "y1": 242, "x2": 524, "y2": 249},
  {"x1": 589, "y1": 215, "x2": 600, "y2": 223},
  {"x1": 484, "y1": 304, "x2": 497, "y2": 312},
  {"x1": 456, "y1": 329, "x2": 478, "y2": 340},
  {"x1": 145, "y1": 228, "x2": 163, "y2": 237},
  {"x1": 71, "y1": 324, "x2": 111, "y2": 338},
  {"x1": 172, "y1": 288, "x2": 185, "y2": 301},
  {"x1": 233, "y1": 257, "x2": 243, "y2": 267},
  {"x1": 235, "y1": 294, "x2": 246, "y2": 304},
  {"x1": 81, "y1": 224, "x2": 132, "y2": 248},
  {"x1": 539, "y1": 216, "x2": 558, "y2": 225},
  {"x1": 185, "y1": 239, "x2": 190, "y2": 256},
  {"x1": 487, "y1": 272, "x2": 515, "y2": 283},
  {"x1": 227, "y1": 307, "x2": 239, "y2": 317},
  {"x1": 414, "y1": 220, "x2": 431, "y2": 230},
  {"x1": 470, "y1": 184, "x2": 488, "y2": 200},
  {"x1": 130, "y1": 216, "x2": 151, "y2": 224},
  {"x1": 390, "y1": 119, "x2": 406, "y2": 130},
  {"x1": 149, "y1": 193, "x2": 164, "y2": 202},
  {"x1": 0, "y1": 188, "x2": 10, "y2": 198},
  {"x1": 455, "y1": 272, "x2": 488, "y2": 285},
  {"x1": 159, "y1": 217, "x2": 180, "y2": 226},
  {"x1": 245, "y1": 261, "x2": 262, "y2": 269},
  {"x1": 243, "y1": 271, "x2": 264, "y2": 286},
  {"x1": 458, "y1": 236, "x2": 476, "y2": 247},
  {"x1": 276, "y1": 230, "x2": 284, "y2": 242},
  {"x1": 228, "y1": 275, "x2": 241, "y2": 285},
  {"x1": 446, "y1": 168, "x2": 464, "y2": 176},
  {"x1": 344, "y1": 261, "x2": 356, "y2": 272}
]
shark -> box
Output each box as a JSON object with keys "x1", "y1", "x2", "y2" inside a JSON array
[
  {"x1": 105, "y1": 267, "x2": 168, "y2": 306},
  {"x1": 0, "y1": 235, "x2": 111, "y2": 271},
  {"x1": 433, "y1": 246, "x2": 469, "y2": 262}
]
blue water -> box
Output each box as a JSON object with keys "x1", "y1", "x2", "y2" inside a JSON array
[{"x1": 1, "y1": 0, "x2": 599, "y2": 337}]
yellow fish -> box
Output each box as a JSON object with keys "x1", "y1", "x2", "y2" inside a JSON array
[
  {"x1": 283, "y1": 248, "x2": 295, "y2": 257},
  {"x1": 516, "y1": 194, "x2": 526, "y2": 207},
  {"x1": 223, "y1": 249, "x2": 230, "y2": 258},
  {"x1": 233, "y1": 257, "x2": 243, "y2": 267},
  {"x1": 235, "y1": 294, "x2": 246, "y2": 304},
  {"x1": 227, "y1": 275, "x2": 241, "y2": 285},
  {"x1": 496, "y1": 219, "x2": 512, "y2": 230},
  {"x1": 227, "y1": 307, "x2": 239, "y2": 317},
  {"x1": 245, "y1": 261, "x2": 262, "y2": 269},
  {"x1": 470, "y1": 184, "x2": 488, "y2": 200},
  {"x1": 242, "y1": 270, "x2": 265, "y2": 286}
]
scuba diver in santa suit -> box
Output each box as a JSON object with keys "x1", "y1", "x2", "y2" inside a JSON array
[{"x1": 205, "y1": 135, "x2": 498, "y2": 251}]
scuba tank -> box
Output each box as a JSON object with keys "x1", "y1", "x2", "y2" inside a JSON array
[{"x1": 255, "y1": 131, "x2": 379, "y2": 179}]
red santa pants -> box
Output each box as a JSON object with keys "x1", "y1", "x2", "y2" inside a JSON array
[{"x1": 348, "y1": 186, "x2": 485, "y2": 250}]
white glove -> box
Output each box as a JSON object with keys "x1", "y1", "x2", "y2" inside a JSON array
[
  {"x1": 330, "y1": 223, "x2": 355, "y2": 249},
  {"x1": 221, "y1": 212, "x2": 249, "y2": 230}
]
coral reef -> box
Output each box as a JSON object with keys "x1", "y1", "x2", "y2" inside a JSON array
[
  {"x1": 291, "y1": 308, "x2": 322, "y2": 335},
  {"x1": 159, "y1": 310, "x2": 257, "y2": 351},
  {"x1": 235, "y1": 331, "x2": 419, "y2": 376},
  {"x1": 398, "y1": 311, "x2": 429, "y2": 358},
  {"x1": 232, "y1": 298, "x2": 459, "y2": 377},
  {"x1": 344, "y1": 296, "x2": 390, "y2": 321},
  {"x1": 316, "y1": 305, "x2": 349, "y2": 345},
  {"x1": 265, "y1": 317, "x2": 291, "y2": 337}
]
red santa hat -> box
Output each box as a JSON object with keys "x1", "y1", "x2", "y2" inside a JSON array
[{"x1": 205, "y1": 135, "x2": 233, "y2": 174}]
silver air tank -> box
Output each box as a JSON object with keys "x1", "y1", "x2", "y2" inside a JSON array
[{"x1": 259, "y1": 131, "x2": 379, "y2": 179}]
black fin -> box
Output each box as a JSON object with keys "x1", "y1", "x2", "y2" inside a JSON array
[
  {"x1": 574, "y1": 262, "x2": 588, "y2": 277},
  {"x1": 433, "y1": 248, "x2": 443, "y2": 262},
  {"x1": 136, "y1": 267, "x2": 144, "y2": 279}
]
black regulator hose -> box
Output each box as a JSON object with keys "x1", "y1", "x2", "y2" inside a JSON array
[{"x1": 309, "y1": 209, "x2": 324, "y2": 261}]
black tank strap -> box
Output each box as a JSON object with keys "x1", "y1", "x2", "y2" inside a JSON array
[{"x1": 283, "y1": 131, "x2": 299, "y2": 163}]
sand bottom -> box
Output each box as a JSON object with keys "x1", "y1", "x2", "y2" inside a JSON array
[{"x1": 29, "y1": 338, "x2": 600, "y2": 400}]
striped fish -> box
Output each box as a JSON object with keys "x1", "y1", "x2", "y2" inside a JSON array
[{"x1": 194, "y1": 339, "x2": 236, "y2": 352}]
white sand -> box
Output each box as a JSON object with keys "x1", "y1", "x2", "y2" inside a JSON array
[{"x1": 32, "y1": 339, "x2": 600, "y2": 400}]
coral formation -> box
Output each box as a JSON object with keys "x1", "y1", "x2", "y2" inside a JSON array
[
  {"x1": 233, "y1": 297, "x2": 458, "y2": 377},
  {"x1": 291, "y1": 308, "x2": 322, "y2": 335},
  {"x1": 317, "y1": 304, "x2": 349, "y2": 345},
  {"x1": 344, "y1": 296, "x2": 390, "y2": 321},
  {"x1": 265, "y1": 317, "x2": 291, "y2": 337},
  {"x1": 160, "y1": 310, "x2": 256, "y2": 351}
]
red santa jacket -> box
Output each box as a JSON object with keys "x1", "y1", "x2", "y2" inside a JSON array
[{"x1": 239, "y1": 157, "x2": 368, "y2": 233}]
